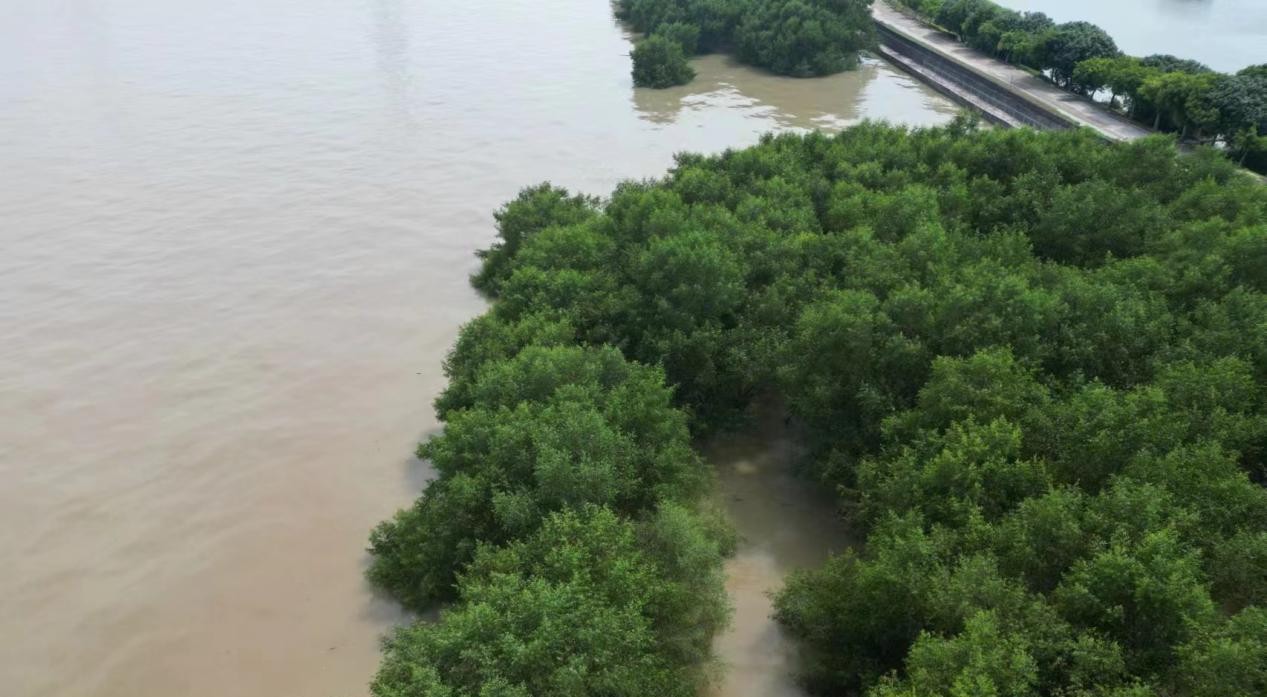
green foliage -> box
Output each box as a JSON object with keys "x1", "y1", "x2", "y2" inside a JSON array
[
  {"x1": 367, "y1": 345, "x2": 707, "y2": 609},
  {"x1": 1211, "y1": 73, "x2": 1267, "y2": 147},
  {"x1": 1208, "y1": 531, "x2": 1267, "y2": 612},
  {"x1": 1139, "y1": 71, "x2": 1221, "y2": 137},
  {"x1": 774, "y1": 514, "x2": 943, "y2": 691},
  {"x1": 371, "y1": 507, "x2": 726, "y2": 697},
  {"x1": 371, "y1": 123, "x2": 1267, "y2": 696},
  {"x1": 925, "y1": 0, "x2": 1118, "y2": 89},
  {"x1": 869, "y1": 611, "x2": 1041, "y2": 697},
  {"x1": 1176, "y1": 607, "x2": 1267, "y2": 697},
  {"x1": 780, "y1": 288, "x2": 926, "y2": 449},
  {"x1": 858, "y1": 416, "x2": 1051, "y2": 527},
  {"x1": 631, "y1": 35, "x2": 695, "y2": 89},
  {"x1": 635, "y1": 502, "x2": 734, "y2": 664},
  {"x1": 434, "y1": 312, "x2": 576, "y2": 418},
  {"x1": 651, "y1": 21, "x2": 701, "y2": 55},
  {"x1": 1051, "y1": 528, "x2": 1216, "y2": 673},
  {"x1": 472, "y1": 184, "x2": 599, "y2": 296},
  {"x1": 616, "y1": 0, "x2": 874, "y2": 80},
  {"x1": 1141, "y1": 54, "x2": 1213, "y2": 76},
  {"x1": 1073, "y1": 55, "x2": 1150, "y2": 107},
  {"x1": 734, "y1": 0, "x2": 874, "y2": 77}
]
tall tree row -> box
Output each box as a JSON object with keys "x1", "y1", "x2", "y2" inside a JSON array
[{"x1": 893, "y1": 0, "x2": 1267, "y2": 173}]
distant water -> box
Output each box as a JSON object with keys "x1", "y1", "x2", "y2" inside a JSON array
[
  {"x1": 0, "y1": 1, "x2": 956, "y2": 696},
  {"x1": 994, "y1": 0, "x2": 1266, "y2": 72}
]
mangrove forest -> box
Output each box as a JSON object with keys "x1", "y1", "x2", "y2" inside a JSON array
[
  {"x1": 621, "y1": 0, "x2": 878, "y2": 87},
  {"x1": 367, "y1": 121, "x2": 1267, "y2": 696}
]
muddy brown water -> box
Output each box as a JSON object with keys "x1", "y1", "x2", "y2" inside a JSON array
[
  {"x1": 0, "y1": 2, "x2": 955, "y2": 695},
  {"x1": 705, "y1": 410, "x2": 854, "y2": 697}
]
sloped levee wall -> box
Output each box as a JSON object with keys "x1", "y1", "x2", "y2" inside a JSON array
[{"x1": 875, "y1": 24, "x2": 1073, "y2": 131}]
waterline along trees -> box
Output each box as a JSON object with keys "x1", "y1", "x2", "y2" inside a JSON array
[
  {"x1": 367, "y1": 344, "x2": 713, "y2": 609},
  {"x1": 368, "y1": 121, "x2": 1267, "y2": 696},
  {"x1": 619, "y1": 0, "x2": 877, "y2": 88},
  {"x1": 372, "y1": 506, "x2": 731, "y2": 697},
  {"x1": 632, "y1": 35, "x2": 696, "y2": 88}
]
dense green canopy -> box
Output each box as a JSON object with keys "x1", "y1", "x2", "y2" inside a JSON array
[
  {"x1": 617, "y1": 0, "x2": 876, "y2": 85},
  {"x1": 369, "y1": 121, "x2": 1267, "y2": 696},
  {"x1": 372, "y1": 506, "x2": 730, "y2": 697},
  {"x1": 631, "y1": 35, "x2": 696, "y2": 88},
  {"x1": 367, "y1": 344, "x2": 709, "y2": 608}
]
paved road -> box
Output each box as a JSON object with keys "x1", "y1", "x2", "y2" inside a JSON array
[{"x1": 873, "y1": 2, "x2": 1153, "y2": 142}]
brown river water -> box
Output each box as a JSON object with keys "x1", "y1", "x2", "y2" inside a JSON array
[
  {"x1": 706, "y1": 409, "x2": 853, "y2": 697},
  {"x1": 0, "y1": 1, "x2": 956, "y2": 695}
]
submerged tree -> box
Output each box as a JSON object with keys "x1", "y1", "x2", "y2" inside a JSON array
[
  {"x1": 735, "y1": 0, "x2": 876, "y2": 77},
  {"x1": 617, "y1": 0, "x2": 875, "y2": 83},
  {"x1": 631, "y1": 35, "x2": 695, "y2": 89},
  {"x1": 372, "y1": 506, "x2": 729, "y2": 697},
  {"x1": 369, "y1": 121, "x2": 1267, "y2": 697}
]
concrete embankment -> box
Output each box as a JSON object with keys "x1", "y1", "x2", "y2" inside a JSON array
[{"x1": 872, "y1": 2, "x2": 1153, "y2": 142}]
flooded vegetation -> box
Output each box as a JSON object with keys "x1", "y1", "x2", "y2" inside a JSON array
[
  {"x1": 375, "y1": 122, "x2": 1267, "y2": 696},
  {"x1": 618, "y1": 0, "x2": 876, "y2": 85},
  {"x1": 0, "y1": 1, "x2": 955, "y2": 696},
  {"x1": 9, "y1": 0, "x2": 1265, "y2": 696}
]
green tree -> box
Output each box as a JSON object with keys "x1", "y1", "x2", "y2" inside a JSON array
[
  {"x1": 651, "y1": 21, "x2": 701, "y2": 54},
  {"x1": 631, "y1": 35, "x2": 696, "y2": 88},
  {"x1": 617, "y1": 0, "x2": 873, "y2": 78},
  {"x1": 1139, "y1": 70, "x2": 1220, "y2": 137},
  {"x1": 371, "y1": 507, "x2": 709, "y2": 697},
  {"x1": 1036, "y1": 22, "x2": 1119, "y2": 89},
  {"x1": 990, "y1": 10, "x2": 1053, "y2": 65},
  {"x1": 1072, "y1": 55, "x2": 1150, "y2": 109},
  {"x1": 735, "y1": 0, "x2": 876, "y2": 77},
  {"x1": 1052, "y1": 528, "x2": 1216, "y2": 674},
  {"x1": 1207, "y1": 531, "x2": 1267, "y2": 612},
  {"x1": 472, "y1": 184, "x2": 599, "y2": 295},
  {"x1": 367, "y1": 346, "x2": 705, "y2": 608},
  {"x1": 869, "y1": 611, "x2": 1041, "y2": 697},
  {"x1": 857, "y1": 417, "x2": 1050, "y2": 526},
  {"x1": 1140, "y1": 53, "x2": 1212, "y2": 75},
  {"x1": 932, "y1": 0, "x2": 994, "y2": 39},
  {"x1": 1211, "y1": 73, "x2": 1267, "y2": 148},
  {"x1": 1176, "y1": 608, "x2": 1267, "y2": 697},
  {"x1": 775, "y1": 515, "x2": 942, "y2": 692},
  {"x1": 779, "y1": 288, "x2": 925, "y2": 448}
]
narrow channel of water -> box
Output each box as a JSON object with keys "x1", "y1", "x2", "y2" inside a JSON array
[
  {"x1": 0, "y1": 2, "x2": 954, "y2": 695},
  {"x1": 706, "y1": 409, "x2": 853, "y2": 697}
]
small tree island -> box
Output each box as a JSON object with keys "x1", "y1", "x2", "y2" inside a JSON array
[
  {"x1": 623, "y1": 0, "x2": 878, "y2": 89},
  {"x1": 632, "y1": 34, "x2": 696, "y2": 88}
]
